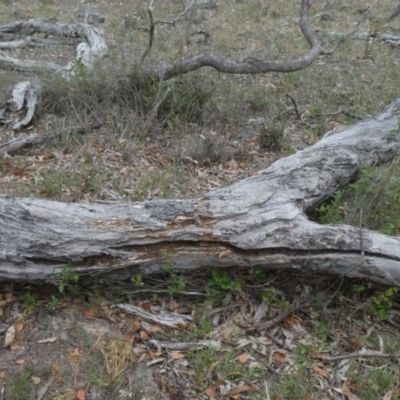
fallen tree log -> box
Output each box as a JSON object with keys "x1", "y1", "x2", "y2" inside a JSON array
[{"x1": 1, "y1": 97, "x2": 400, "y2": 284}]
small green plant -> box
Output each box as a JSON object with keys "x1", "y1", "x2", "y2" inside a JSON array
[
  {"x1": 249, "y1": 268, "x2": 267, "y2": 279},
  {"x1": 206, "y1": 270, "x2": 244, "y2": 294},
  {"x1": 369, "y1": 287, "x2": 399, "y2": 319},
  {"x1": 261, "y1": 286, "x2": 289, "y2": 310},
  {"x1": 167, "y1": 274, "x2": 186, "y2": 295},
  {"x1": 20, "y1": 293, "x2": 38, "y2": 311},
  {"x1": 259, "y1": 122, "x2": 285, "y2": 151},
  {"x1": 162, "y1": 264, "x2": 186, "y2": 295},
  {"x1": 131, "y1": 274, "x2": 144, "y2": 286},
  {"x1": 350, "y1": 284, "x2": 399, "y2": 319},
  {"x1": 10, "y1": 367, "x2": 34, "y2": 399},
  {"x1": 50, "y1": 261, "x2": 79, "y2": 293},
  {"x1": 315, "y1": 159, "x2": 400, "y2": 235},
  {"x1": 46, "y1": 295, "x2": 62, "y2": 308},
  {"x1": 352, "y1": 283, "x2": 366, "y2": 293}
]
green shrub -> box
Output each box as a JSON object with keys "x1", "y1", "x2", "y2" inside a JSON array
[{"x1": 316, "y1": 158, "x2": 400, "y2": 235}]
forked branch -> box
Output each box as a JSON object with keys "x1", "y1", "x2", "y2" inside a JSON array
[
  {"x1": 154, "y1": 0, "x2": 378, "y2": 80},
  {"x1": 142, "y1": 0, "x2": 196, "y2": 62},
  {"x1": 156, "y1": 0, "x2": 325, "y2": 80}
]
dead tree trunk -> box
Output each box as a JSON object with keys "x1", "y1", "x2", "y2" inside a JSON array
[{"x1": 1, "y1": 98, "x2": 400, "y2": 284}]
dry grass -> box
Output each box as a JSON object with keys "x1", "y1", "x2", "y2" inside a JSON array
[{"x1": 1, "y1": 0, "x2": 400, "y2": 202}]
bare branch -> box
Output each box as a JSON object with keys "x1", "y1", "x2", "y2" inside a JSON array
[
  {"x1": 0, "y1": 51, "x2": 63, "y2": 73},
  {"x1": 0, "y1": 36, "x2": 77, "y2": 49},
  {"x1": 324, "y1": 0, "x2": 380, "y2": 54},
  {"x1": 157, "y1": 0, "x2": 327, "y2": 80},
  {"x1": 0, "y1": 19, "x2": 107, "y2": 77},
  {"x1": 154, "y1": 0, "x2": 196, "y2": 27},
  {"x1": 285, "y1": 94, "x2": 301, "y2": 120},
  {"x1": 325, "y1": 31, "x2": 400, "y2": 47},
  {"x1": 141, "y1": 0, "x2": 196, "y2": 62},
  {"x1": 0, "y1": 134, "x2": 47, "y2": 157},
  {"x1": 141, "y1": 0, "x2": 156, "y2": 62},
  {"x1": 387, "y1": 2, "x2": 400, "y2": 21}
]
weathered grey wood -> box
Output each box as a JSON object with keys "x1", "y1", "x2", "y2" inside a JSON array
[
  {"x1": 0, "y1": 18, "x2": 107, "y2": 129},
  {"x1": 116, "y1": 304, "x2": 192, "y2": 328},
  {"x1": 0, "y1": 134, "x2": 47, "y2": 157},
  {"x1": 0, "y1": 80, "x2": 42, "y2": 130},
  {"x1": 1, "y1": 98, "x2": 400, "y2": 284},
  {"x1": 0, "y1": 19, "x2": 107, "y2": 77}
]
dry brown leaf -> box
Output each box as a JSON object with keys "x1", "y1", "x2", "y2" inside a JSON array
[
  {"x1": 383, "y1": 390, "x2": 393, "y2": 400},
  {"x1": 342, "y1": 381, "x2": 361, "y2": 400},
  {"x1": 9, "y1": 339, "x2": 20, "y2": 350},
  {"x1": 60, "y1": 300, "x2": 69, "y2": 308},
  {"x1": 15, "y1": 322, "x2": 23, "y2": 332},
  {"x1": 237, "y1": 352, "x2": 250, "y2": 364},
  {"x1": 83, "y1": 308, "x2": 99, "y2": 318},
  {"x1": 348, "y1": 339, "x2": 361, "y2": 348},
  {"x1": 223, "y1": 332, "x2": 231, "y2": 340},
  {"x1": 76, "y1": 387, "x2": 86, "y2": 400},
  {"x1": 149, "y1": 350, "x2": 162, "y2": 358},
  {"x1": 312, "y1": 364, "x2": 329, "y2": 379},
  {"x1": 170, "y1": 352, "x2": 185, "y2": 360},
  {"x1": 209, "y1": 180, "x2": 222, "y2": 187},
  {"x1": 205, "y1": 387, "x2": 217, "y2": 398},
  {"x1": 4, "y1": 325, "x2": 16, "y2": 347},
  {"x1": 201, "y1": 360, "x2": 221, "y2": 383},
  {"x1": 274, "y1": 351, "x2": 289, "y2": 363},
  {"x1": 170, "y1": 300, "x2": 180, "y2": 310},
  {"x1": 169, "y1": 387, "x2": 178, "y2": 398},
  {"x1": 31, "y1": 376, "x2": 40, "y2": 385},
  {"x1": 283, "y1": 316, "x2": 302, "y2": 326},
  {"x1": 15, "y1": 359, "x2": 24, "y2": 365},
  {"x1": 4, "y1": 293, "x2": 14, "y2": 302},
  {"x1": 0, "y1": 371, "x2": 6, "y2": 378},
  {"x1": 151, "y1": 325, "x2": 161, "y2": 333},
  {"x1": 140, "y1": 330, "x2": 149, "y2": 340},
  {"x1": 224, "y1": 384, "x2": 253, "y2": 397},
  {"x1": 0, "y1": 300, "x2": 6, "y2": 307},
  {"x1": 138, "y1": 352, "x2": 147, "y2": 363},
  {"x1": 125, "y1": 318, "x2": 141, "y2": 333}
]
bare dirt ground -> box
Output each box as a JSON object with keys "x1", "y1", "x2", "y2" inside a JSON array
[
  {"x1": 1, "y1": 0, "x2": 400, "y2": 399},
  {"x1": 1, "y1": 272, "x2": 400, "y2": 400}
]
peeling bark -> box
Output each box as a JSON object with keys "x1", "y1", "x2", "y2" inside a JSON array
[
  {"x1": 0, "y1": 18, "x2": 107, "y2": 129},
  {"x1": 0, "y1": 1, "x2": 398, "y2": 285},
  {"x1": 1, "y1": 98, "x2": 400, "y2": 284},
  {"x1": 0, "y1": 80, "x2": 42, "y2": 130}
]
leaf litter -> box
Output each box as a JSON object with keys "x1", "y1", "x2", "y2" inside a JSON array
[{"x1": 0, "y1": 271, "x2": 400, "y2": 399}]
